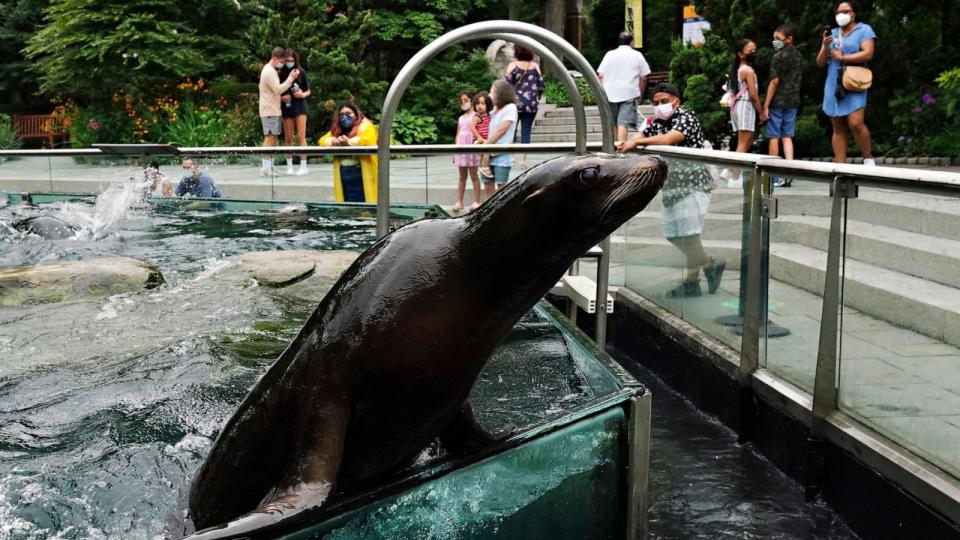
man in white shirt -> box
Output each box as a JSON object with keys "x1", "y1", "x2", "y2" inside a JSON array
[
  {"x1": 258, "y1": 46, "x2": 300, "y2": 175},
  {"x1": 597, "y1": 31, "x2": 652, "y2": 144}
]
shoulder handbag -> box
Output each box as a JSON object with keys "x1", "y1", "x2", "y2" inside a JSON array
[{"x1": 838, "y1": 31, "x2": 873, "y2": 92}]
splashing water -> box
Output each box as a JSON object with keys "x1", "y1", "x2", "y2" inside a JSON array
[{"x1": 61, "y1": 180, "x2": 150, "y2": 240}]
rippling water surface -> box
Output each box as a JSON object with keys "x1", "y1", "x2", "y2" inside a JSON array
[{"x1": 0, "y1": 196, "x2": 380, "y2": 539}]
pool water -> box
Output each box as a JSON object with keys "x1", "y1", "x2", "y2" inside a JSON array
[{"x1": 0, "y1": 194, "x2": 607, "y2": 539}]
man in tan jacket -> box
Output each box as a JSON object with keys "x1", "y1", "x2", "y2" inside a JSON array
[{"x1": 259, "y1": 46, "x2": 300, "y2": 175}]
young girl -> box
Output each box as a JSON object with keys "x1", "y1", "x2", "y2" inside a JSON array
[
  {"x1": 452, "y1": 91, "x2": 481, "y2": 212},
  {"x1": 471, "y1": 91, "x2": 493, "y2": 179},
  {"x1": 726, "y1": 39, "x2": 762, "y2": 187}
]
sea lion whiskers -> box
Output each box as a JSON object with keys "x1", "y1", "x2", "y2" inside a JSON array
[{"x1": 597, "y1": 162, "x2": 662, "y2": 224}]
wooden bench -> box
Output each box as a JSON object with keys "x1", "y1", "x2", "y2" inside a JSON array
[{"x1": 13, "y1": 114, "x2": 68, "y2": 147}]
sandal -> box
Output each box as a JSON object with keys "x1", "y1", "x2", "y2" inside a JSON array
[
  {"x1": 452, "y1": 202, "x2": 464, "y2": 212},
  {"x1": 470, "y1": 201, "x2": 481, "y2": 210}
]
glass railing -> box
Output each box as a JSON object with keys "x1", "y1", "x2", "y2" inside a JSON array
[{"x1": 837, "y1": 184, "x2": 960, "y2": 479}]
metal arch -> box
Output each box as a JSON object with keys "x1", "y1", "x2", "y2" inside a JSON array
[
  {"x1": 488, "y1": 32, "x2": 586, "y2": 152},
  {"x1": 376, "y1": 20, "x2": 616, "y2": 238}
]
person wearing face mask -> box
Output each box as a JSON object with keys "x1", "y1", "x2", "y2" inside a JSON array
[
  {"x1": 725, "y1": 39, "x2": 763, "y2": 188},
  {"x1": 319, "y1": 100, "x2": 379, "y2": 203},
  {"x1": 617, "y1": 83, "x2": 726, "y2": 299},
  {"x1": 763, "y1": 24, "x2": 803, "y2": 187},
  {"x1": 259, "y1": 46, "x2": 301, "y2": 176},
  {"x1": 817, "y1": 1, "x2": 877, "y2": 166},
  {"x1": 279, "y1": 49, "x2": 311, "y2": 176}
]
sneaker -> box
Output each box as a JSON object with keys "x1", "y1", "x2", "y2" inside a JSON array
[
  {"x1": 295, "y1": 164, "x2": 309, "y2": 176},
  {"x1": 863, "y1": 158, "x2": 876, "y2": 167},
  {"x1": 772, "y1": 177, "x2": 786, "y2": 188},
  {"x1": 260, "y1": 167, "x2": 273, "y2": 177},
  {"x1": 666, "y1": 281, "x2": 703, "y2": 298},
  {"x1": 726, "y1": 177, "x2": 743, "y2": 189},
  {"x1": 703, "y1": 258, "x2": 726, "y2": 294},
  {"x1": 285, "y1": 165, "x2": 295, "y2": 175}
]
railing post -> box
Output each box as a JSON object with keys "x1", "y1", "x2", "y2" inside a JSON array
[
  {"x1": 811, "y1": 176, "x2": 854, "y2": 435},
  {"x1": 736, "y1": 165, "x2": 766, "y2": 440}
]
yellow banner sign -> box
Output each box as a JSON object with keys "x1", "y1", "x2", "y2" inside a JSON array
[{"x1": 625, "y1": 0, "x2": 643, "y2": 48}]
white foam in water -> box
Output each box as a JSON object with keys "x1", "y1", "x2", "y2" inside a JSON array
[{"x1": 58, "y1": 179, "x2": 149, "y2": 240}]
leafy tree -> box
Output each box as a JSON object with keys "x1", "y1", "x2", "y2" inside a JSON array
[
  {"x1": 25, "y1": 0, "x2": 248, "y2": 103},
  {"x1": 0, "y1": 0, "x2": 48, "y2": 112},
  {"x1": 242, "y1": 1, "x2": 382, "y2": 138}
]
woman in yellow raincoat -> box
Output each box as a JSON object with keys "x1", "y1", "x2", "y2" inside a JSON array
[{"x1": 319, "y1": 100, "x2": 379, "y2": 202}]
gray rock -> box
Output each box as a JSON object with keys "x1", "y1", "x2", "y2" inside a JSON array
[
  {"x1": 918, "y1": 157, "x2": 930, "y2": 165},
  {"x1": 907, "y1": 157, "x2": 919, "y2": 165},
  {"x1": 896, "y1": 157, "x2": 908, "y2": 164},
  {"x1": 234, "y1": 249, "x2": 359, "y2": 288},
  {"x1": 0, "y1": 256, "x2": 164, "y2": 306}
]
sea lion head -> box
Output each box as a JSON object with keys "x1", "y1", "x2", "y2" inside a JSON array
[{"x1": 470, "y1": 153, "x2": 666, "y2": 249}]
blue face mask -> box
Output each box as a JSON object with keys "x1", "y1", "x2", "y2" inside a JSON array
[
  {"x1": 285, "y1": 62, "x2": 295, "y2": 69},
  {"x1": 339, "y1": 115, "x2": 355, "y2": 131}
]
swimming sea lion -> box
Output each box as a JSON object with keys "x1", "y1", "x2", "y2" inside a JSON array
[
  {"x1": 184, "y1": 153, "x2": 667, "y2": 539},
  {"x1": 12, "y1": 216, "x2": 78, "y2": 239}
]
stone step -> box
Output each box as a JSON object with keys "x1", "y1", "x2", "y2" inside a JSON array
[
  {"x1": 621, "y1": 212, "x2": 960, "y2": 290},
  {"x1": 533, "y1": 124, "x2": 608, "y2": 134},
  {"x1": 541, "y1": 105, "x2": 655, "y2": 118},
  {"x1": 611, "y1": 237, "x2": 960, "y2": 348}
]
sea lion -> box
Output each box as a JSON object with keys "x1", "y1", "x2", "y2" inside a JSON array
[
  {"x1": 12, "y1": 216, "x2": 78, "y2": 239},
  {"x1": 184, "y1": 153, "x2": 667, "y2": 539}
]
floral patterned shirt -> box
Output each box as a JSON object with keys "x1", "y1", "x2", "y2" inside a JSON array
[
  {"x1": 642, "y1": 107, "x2": 714, "y2": 207},
  {"x1": 505, "y1": 65, "x2": 544, "y2": 114}
]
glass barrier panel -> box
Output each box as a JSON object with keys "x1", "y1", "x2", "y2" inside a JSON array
[
  {"x1": 837, "y1": 185, "x2": 960, "y2": 479},
  {"x1": 761, "y1": 175, "x2": 834, "y2": 392},
  {"x1": 622, "y1": 155, "x2": 745, "y2": 351}
]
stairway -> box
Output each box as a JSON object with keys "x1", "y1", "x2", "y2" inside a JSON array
[
  {"x1": 530, "y1": 104, "x2": 655, "y2": 143},
  {"x1": 610, "y1": 184, "x2": 960, "y2": 348}
]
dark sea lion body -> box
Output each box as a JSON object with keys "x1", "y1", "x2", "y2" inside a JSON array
[
  {"x1": 13, "y1": 216, "x2": 78, "y2": 239},
  {"x1": 185, "y1": 153, "x2": 667, "y2": 539}
]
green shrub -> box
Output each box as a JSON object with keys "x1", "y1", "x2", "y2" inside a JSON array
[
  {"x1": 792, "y1": 107, "x2": 832, "y2": 158},
  {"x1": 0, "y1": 114, "x2": 22, "y2": 150},
  {"x1": 392, "y1": 109, "x2": 438, "y2": 145},
  {"x1": 542, "y1": 77, "x2": 597, "y2": 107},
  {"x1": 161, "y1": 101, "x2": 230, "y2": 147}
]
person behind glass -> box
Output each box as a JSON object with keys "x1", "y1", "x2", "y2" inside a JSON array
[
  {"x1": 142, "y1": 160, "x2": 172, "y2": 197},
  {"x1": 504, "y1": 44, "x2": 544, "y2": 169},
  {"x1": 319, "y1": 101, "x2": 379, "y2": 203},
  {"x1": 478, "y1": 80, "x2": 518, "y2": 198},
  {"x1": 452, "y1": 91, "x2": 482, "y2": 212},
  {"x1": 726, "y1": 39, "x2": 762, "y2": 188},
  {"x1": 817, "y1": 1, "x2": 876, "y2": 166},
  {"x1": 472, "y1": 91, "x2": 494, "y2": 178},
  {"x1": 258, "y1": 46, "x2": 300, "y2": 176},
  {"x1": 280, "y1": 49, "x2": 311, "y2": 176},
  {"x1": 617, "y1": 83, "x2": 726, "y2": 299},
  {"x1": 176, "y1": 158, "x2": 223, "y2": 198},
  {"x1": 597, "y1": 31, "x2": 651, "y2": 144},
  {"x1": 764, "y1": 24, "x2": 803, "y2": 187}
]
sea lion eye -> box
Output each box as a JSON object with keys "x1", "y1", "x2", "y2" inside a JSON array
[{"x1": 577, "y1": 166, "x2": 600, "y2": 188}]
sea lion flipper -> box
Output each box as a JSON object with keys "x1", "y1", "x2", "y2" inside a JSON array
[
  {"x1": 185, "y1": 390, "x2": 349, "y2": 539},
  {"x1": 439, "y1": 402, "x2": 513, "y2": 456}
]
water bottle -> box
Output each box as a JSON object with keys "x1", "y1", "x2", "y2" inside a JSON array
[{"x1": 286, "y1": 83, "x2": 299, "y2": 109}]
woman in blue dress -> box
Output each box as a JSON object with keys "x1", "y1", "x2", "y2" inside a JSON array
[{"x1": 816, "y1": 1, "x2": 877, "y2": 165}]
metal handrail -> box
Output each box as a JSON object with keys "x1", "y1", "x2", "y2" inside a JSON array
[{"x1": 4, "y1": 145, "x2": 959, "y2": 192}]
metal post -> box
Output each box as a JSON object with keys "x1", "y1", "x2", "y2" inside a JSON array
[
  {"x1": 738, "y1": 166, "x2": 764, "y2": 383},
  {"x1": 625, "y1": 390, "x2": 652, "y2": 539},
  {"x1": 811, "y1": 176, "x2": 850, "y2": 436}
]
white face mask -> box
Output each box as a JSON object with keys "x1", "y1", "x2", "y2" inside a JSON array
[
  {"x1": 772, "y1": 39, "x2": 786, "y2": 51},
  {"x1": 460, "y1": 102, "x2": 471, "y2": 111},
  {"x1": 835, "y1": 13, "x2": 852, "y2": 27},
  {"x1": 654, "y1": 102, "x2": 676, "y2": 121}
]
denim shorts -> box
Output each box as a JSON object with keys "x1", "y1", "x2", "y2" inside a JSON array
[
  {"x1": 485, "y1": 165, "x2": 510, "y2": 184},
  {"x1": 609, "y1": 100, "x2": 638, "y2": 129},
  {"x1": 765, "y1": 107, "x2": 798, "y2": 138}
]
